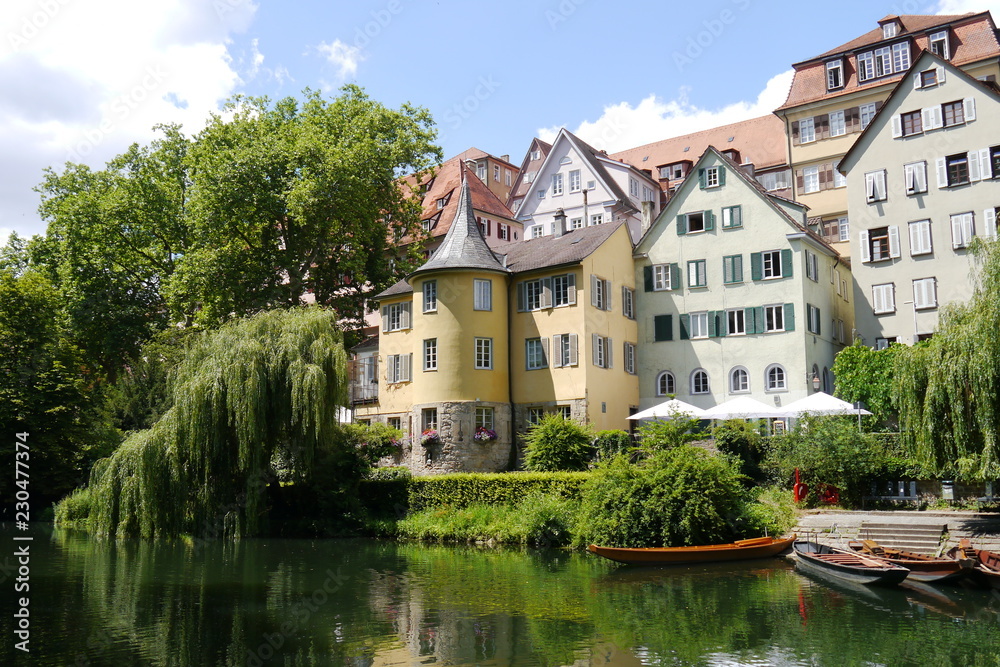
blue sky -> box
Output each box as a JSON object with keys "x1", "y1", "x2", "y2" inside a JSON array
[{"x1": 0, "y1": 0, "x2": 991, "y2": 242}]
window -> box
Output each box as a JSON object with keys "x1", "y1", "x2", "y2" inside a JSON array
[
  {"x1": 474, "y1": 278, "x2": 492, "y2": 311},
  {"x1": 829, "y1": 110, "x2": 846, "y2": 137},
  {"x1": 382, "y1": 302, "x2": 411, "y2": 332},
  {"x1": 557, "y1": 406, "x2": 572, "y2": 420},
  {"x1": 723, "y1": 254, "x2": 743, "y2": 284},
  {"x1": 872, "y1": 283, "x2": 896, "y2": 314},
  {"x1": 833, "y1": 161, "x2": 847, "y2": 188},
  {"x1": 904, "y1": 161, "x2": 927, "y2": 195},
  {"x1": 727, "y1": 309, "x2": 746, "y2": 336},
  {"x1": 765, "y1": 364, "x2": 787, "y2": 391},
  {"x1": 920, "y1": 69, "x2": 938, "y2": 88},
  {"x1": 592, "y1": 334, "x2": 613, "y2": 369},
  {"x1": 892, "y1": 42, "x2": 910, "y2": 72},
  {"x1": 653, "y1": 315, "x2": 673, "y2": 342},
  {"x1": 475, "y1": 337, "x2": 493, "y2": 369},
  {"x1": 624, "y1": 342, "x2": 636, "y2": 375},
  {"x1": 536, "y1": 189, "x2": 545, "y2": 200},
  {"x1": 901, "y1": 110, "x2": 922, "y2": 137},
  {"x1": 553, "y1": 273, "x2": 576, "y2": 307},
  {"x1": 882, "y1": 21, "x2": 897, "y2": 39},
  {"x1": 530, "y1": 150, "x2": 541, "y2": 161},
  {"x1": 590, "y1": 213, "x2": 604, "y2": 226},
  {"x1": 865, "y1": 170, "x2": 887, "y2": 203},
  {"x1": 388, "y1": 417, "x2": 401, "y2": 431},
  {"x1": 857, "y1": 51, "x2": 874, "y2": 81},
  {"x1": 751, "y1": 249, "x2": 792, "y2": 280},
  {"x1": 530, "y1": 225, "x2": 544, "y2": 239},
  {"x1": 568, "y1": 217, "x2": 583, "y2": 230},
  {"x1": 629, "y1": 178, "x2": 640, "y2": 198},
  {"x1": 622, "y1": 286, "x2": 635, "y2": 319},
  {"x1": 493, "y1": 165, "x2": 500, "y2": 182},
  {"x1": 569, "y1": 169, "x2": 581, "y2": 192},
  {"x1": 930, "y1": 30, "x2": 950, "y2": 59},
  {"x1": 505, "y1": 169, "x2": 512, "y2": 186},
  {"x1": 805, "y1": 250, "x2": 819, "y2": 282},
  {"x1": 943, "y1": 100, "x2": 965, "y2": 127},
  {"x1": 527, "y1": 407, "x2": 544, "y2": 425},
  {"x1": 862, "y1": 226, "x2": 900, "y2": 262},
  {"x1": 591, "y1": 275, "x2": 612, "y2": 311},
  {"x1": 656, "y1": 371, "x2": 676, "y2": 396},
  {"x1": 422, "y1": 280, "x2": 437, "y2": 313},
  {"x1": 687, "y1": 260, "x2": 707, "y2": 288},
  {"x1": 436, "y1": 197, "x2": 447, "y2": 210},
  {"x1": 764, "y1": 305, "x2": 786, "y2": 332},
  {"x1": 802, "y1": 166, "x2": 819, "y2": 194},
  {"x1": 689, "y1": 312, "x2": 709, "y2": 339},
  {"x1": 552, "y1": 333, "x2": 578, "y2": 367},
  {"x1": 807, "y1": 304, "x2": 822, "y2": 335},
  {"x1": 722, "y1": 205, "x2": 742, "y2": 228},
  {"x1": 691, "y1": 369, "x2": 710, "y2": 395},
  {"x1": 799, "y1": 117, "x2": 815, "y2": 144},
  {"x1": 677, "y1": 210, "x2": 714, "y2": 234},
  {"x1": 423, "y1": 338, "x2": 437, "y2": 371},
  {"x1": 387, "y1": 353, "x2": 412, "y2": 383},
  {"x1": 991, "y1": 146, "x2": 1000, "y2": 179},
  {"x1": 860, "y1": 103, "x2": 877, "y2": 129},
  {"x1": 762, "y1": 250, "x2": 783, "y2": 279},
  {"x1": 525, "y1": 337, "x2": 548, "y2": 370},
  {"x1": 838, "y1": 217, "x2": 850, "y2": 242},
  {"x1": 730, "y1": 367, "x2": 750, "y2": 393},
  {"x1": 651, "y1": 263, "x2": 679, "y2": 291},
  {"x1": 913, "y1": 278, "x2": 937, "y2": 310},
  {"x1": 422, "y1": 408, "x2": 438, "y2": 432},
  {"x1": 701, "y1": 166, "x2": 722, "y2": 188},
  {"x1": 551, "y1": 173, "x2": 563, "y2": 196},
  {"x1": 945, "y1": 153, "x2": 970, "y2": 187},
  {"x1": 498, "y1": 223, "x2": 509, "y2": 240},
  {"x1": 757, "y1": 169, "x2": 791, "y2": 192},
  {"x1": 826, "y1": 59, "x2": 844, "y2": 90},
  {"x1": 522, "y1": 278, "x2": 544, "y2": 310},
  {"x1": 909, "y1": 220, "x2": 933, "y2": 255},
  {"x1": 475, "y1": 406, "x2": 494, "y2": 432},
  {"x1": 951, "y1": 212, "x2": 975, "y2": 249},
  {"x1": 477, "y1": 163, "x2": 487, "y2": 180}
]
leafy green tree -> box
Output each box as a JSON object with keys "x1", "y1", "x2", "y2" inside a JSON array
[
  {"x1": 593, "y1": 429, "x2": 631, "y2": 460},
  {"x1": 832, "y1": 340, "x2": 901, "y2": 428},
  {"x1": 523, "y1": 415, "x2": 593, "y2": 472},
  {"x1": 635, "y1": 414, "x2": 704, "y2": 453},
  {"x1": 712, "y1": 420, "x2": 766, "y2": 483}
]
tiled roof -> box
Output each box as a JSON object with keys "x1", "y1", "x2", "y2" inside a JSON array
[
  {"x1": 502, "y1": 221, "x2": 623, "y2": 274},
  {"x1": 562, "y1": 129, "x2": 638, "y2": 210},
  {"x1": 376, "y1": 278, "x2": 412, "y2": 299},
  {"x1": 509, "y1": 137, "x2": 552, "y2": 203},
  {"x1": 408, "y1": 175, "x2": 509, "y2": 277},
  {"x1": 610, "y1": 114, "x2": 788, "y2": 173},
  {"x1": 778, "y1": 12, "x2": 1000, "y2": 111}
]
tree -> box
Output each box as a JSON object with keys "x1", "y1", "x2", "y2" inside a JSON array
[
  {"x1": 831, "y1": 340, "x2": 901, "y2": 428},
  {"x1": 523, "y1": 415, "x2": 593, "y2": 472}
]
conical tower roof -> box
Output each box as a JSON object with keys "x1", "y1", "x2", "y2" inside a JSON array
[{"x1": 409, "y1": 173, "x2": 509, "y2": 278}]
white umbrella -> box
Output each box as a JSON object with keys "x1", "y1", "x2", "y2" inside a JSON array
[
  {"x1": 700, "y1": 396, "x2": 786, "y2": 420},
  {"x1": 778, "y1": 392, "x2": 873, "y2": 417},
  {"x1": 628, "y1": 398, "x2": 707, "y2": 420}
]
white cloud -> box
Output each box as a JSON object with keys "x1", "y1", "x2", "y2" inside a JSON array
[
  {"x1": 538, "y1": 70, "x2": 795, "y2": 154},
  {"x1": 0, "y1": 0, "x2": 258, "y2": 238},
  {"x1": 0, "y1": 227, "x2": 13, "y2": 246},
  {"x1": 317, "y1": 39, "x2": 363, "y2": 80},
  {"x1": 935, "y1": 0, "x2": 1000, "y2": 15}
]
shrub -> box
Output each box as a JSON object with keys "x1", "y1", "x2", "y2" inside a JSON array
[
  {"x1": 635, "y1": 416, "x2": 705, "y2": 453},
  {"x1": 523, "y1": 415, "x2": 593, "y2": 472},
  {"x1": 713, "y1": 420, "x2": 766, "y2": 483},
  {"x1": 343, "y1": 422, "x2": 404, "y2": 465},
  {"x1": 54, "y1": 486, "x2": 93, "y2": 527},
  {"x1": 737, "y1": 486, "x2": 799, "y2": 537},
  {"x1": 407, "y1": 472, "x2": 590, "y2": 511},
  {"x1": 593, "y1": 430, "x2": 632, "y2": 460}
]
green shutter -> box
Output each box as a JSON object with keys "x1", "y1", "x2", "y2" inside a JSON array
[
  {"x1": 708, "y1": 311, "x2": 718, "y2": 338},
  {"x1": 719, "y1": 310, "x2": 730, "y2": 336},
  {"x1": 754, "y1": 306, "x2": 765, "y2": 334},
  {"x1": 679, "y1": 314, "x2": 691, "y2": 340},
  {"x1": 745, "y1": 307, "x2": 756, "y2": 334},
  {"x1": 670, "y1": 264, "x2": 682, "y2": 291},
  {"x1": 676, "y1": 214, "x2": 687, "y2": 235},
  {"x1": 654, "y1": 314, "x2": 673, "y2": 342},
  {"x1": 784, "y1": 303, "x2": 795, "y2": 331},
  {"x1": 781, "y1": 249, "x2": 793, "y2": 277},
  {"x1": 750, "y1": 252, "x2": 762, "y2": 281},
  {"x1": 815, "y1": 307, "x2": 821, "y2": 335},
  {"x1": 698, "y1": 168, "x2": 707, "y2": 189},
  {"x1": 644, "y1": 265, "x2": 654, "y2": 292},
  {"x1": 704, "y1": 210, "x2": 715, "y2": 231},
  {"x1": 718, "y1": 167, "x2": 726, "y2": 186},
  {"x1": 733, "y1": 255, "x2": 743, "y2": 282},
  {"x1": 723, "y1": 256, "x2": 733, "y2": 284}
]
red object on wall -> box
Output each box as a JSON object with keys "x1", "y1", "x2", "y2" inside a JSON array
[{"x1": 793, "y1": 468, "x2": 808, "y2": 502}]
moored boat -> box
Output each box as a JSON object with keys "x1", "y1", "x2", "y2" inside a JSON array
[
  {"x1": 849, "y1": 539, "x2": 975, "y2": 584},
  {"x1": 946, "y1": 539, "x2": 1000, "y2": 589},
  {"x1": 791, "y1": 540, "x2": 910, "y2": 586},
  {"x1": 587, "y1": 535, "x2": 795, "y2": 566}
]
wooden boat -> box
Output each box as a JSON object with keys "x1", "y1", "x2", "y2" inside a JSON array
[
  {"x1": 946, "y1": 539, "x2": 1000, "y2": 589},
  {"x1": 587, "y1": 535, "x2": 795, "y2": 566},
  {"x1": 849, "y1": 539, "x2": 975, "y2": 584},
  {"x1": 792, "y1": 540, "x2": 910, "y2": 586}
]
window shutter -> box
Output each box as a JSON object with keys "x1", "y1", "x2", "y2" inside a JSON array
[
  {"x1": 753, "y1": 307, "x2": 765, "y2": 334},
  {"x1": 936, "y1": 157, "x2": 948, "y2": 188},
  {"x1": 566, "y1": 273, "x2": 576, "y2": 304},
  {"x1": 540, "y1": 277, "x2": 553, "y2": 308},
  {"x1": 606, "y1": 338, "x2": 613, "y2": 369},
  {"x1": 552, "y1": 334, "x2": 563, "y2": 367},
  {"x1": 886, "y1": 285, "x2": 896, "y2": 312},
  {"x1": 604, "y1": 280, "x2": 613, "y2": 310},
  {"x1": 670, "y1": 263, "x2": 682, "y2": 291},
  {"x1": 781, "y1": 249, "x2": 793, "y2": 277},
  {"x1": 815, "y1": 307, "x2": 822, "y2": 335},
  {"x1": 969, "y1": 151, "x2": 981, "y2": 182},
  {"x1": 704, "y1": 209, "x2": 715, "y2": 231},
  {"x1": 980, "y1": 149, "x2": 992, "y2": 180},
  {"x1": 590, "y1": 275, "x2": 600, "y2": 307},
  {"x1": 621, "y1": 285, "x2": 628, "y2": 314},
  {"x1": 654, "y1": 314, "x2": 673, "y2": 342},
  {"x1": 517, "y1": 282, "x2": 526, "y2": 311},
  {"x1": 888, "y1": 226, "x2": 901, "y2": 258},
  {"x1": 592, "y1": 333, "x2": 600, "y2": 365},
  {"x1": 744, "y1": 307, "x2": 756, "y2": 334},
  {"x1": 891, "y1": 115, "x2": 902, "y2": 138},
  {"x1": 872, "y1": 286, "x2": 884, "y2": 314},
  {"x1": 733, "y1": 255, "x2": 743, "y2": 282},
  {"x1": 791, "y1": 120, "x2": 800, "y2": 145},
  {"x1": 401, "y1": 354, "x2": 412, "y2": 382},
  {"x1": 708, "y1": 311, "x2": 719, "y2": 338},
  {"x1": 541, "y1": 337, "x2": 550, "y2": 367},
  {"x1": 912, "y1": 72, "x2": 922, "y2": 89},
  {"x1": 718, "y1": 168, "x2": 726, "y2": 186},
  {"x1": 847, "y1": 106, "x2": 860, "y2": 132},
  {"x1": 679, "y1": 314, "x2": 691, "y2": 340},
  {"x1": 985, "y1": 209, "x2": 997, "y2": 240},
  {"x1": 859, "y1": 230, "x2": 871, "y2": 262},
  {"x1": 783, "y1": 303, "x2": 795, "y2": 332},
  {"x1": 720, "y1": 310, "x2": 730, "y2": 336},
  {"x1": 930, "y1": 106, "x2": 943, "y2": 130},
  {"x1": 796, "y1": 170, "x2": 804, "y2": 192},
  {"x1": 381, "y1": 306, "x2": 389, "y2": 332},
  {"x1": 750, "y1": 252, "x2": 762, "y2": 281},
  {"x1": 723, "y1": 257, "x2": 733, "y2": 284},
  {"x1": 676, "y1": 214, "x2": 687, "y2": 235},
  {"x1": 952, "y1": 215, "x2": 965, "y2": 249},
  {"x1": 644, "y1": 265, "x2": 654, "y2": 292},
  {"x1": 964, "y1": 97, "x2": 977, "y2": 122},
  {"x1": 698, "y1": 168, "x2": 707, "y2": 189},
  {"x1": 401, "y1": 302, "x2": 411, "y2": 329},
  {"x1": 568, "y1": 334, "x2": 578, "y2": 366}
]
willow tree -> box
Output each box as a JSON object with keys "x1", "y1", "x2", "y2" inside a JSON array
[
  {"x1": 895, "y1": 239, "x2": 1000, "y2": 480},
  {"x1": 77, "y1": 307, "x2": 347, "y2": 538}
]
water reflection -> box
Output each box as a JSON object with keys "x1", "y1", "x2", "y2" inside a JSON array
[{"x1": 4, "y1": 525, "x2": 1000, "y2": 666}]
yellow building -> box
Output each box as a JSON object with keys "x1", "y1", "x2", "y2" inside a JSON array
[{"x1": 354, "y1": 178, "x2": 639, "y2": 474}]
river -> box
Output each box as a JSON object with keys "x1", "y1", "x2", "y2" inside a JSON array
[{"x1": 3, "y1": 524, "x2": 1000, "y2": 666}]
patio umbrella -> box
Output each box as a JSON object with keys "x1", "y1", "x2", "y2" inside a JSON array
[
  {"x1": 777, "y1": 392, "x2": 873, "y2": 417},
  {"x1": 700, "y1": 396, "x2": 786, "y2": 420},
  {"x1": 628, "y1": 398, "x2": 707, "y2": 420}
]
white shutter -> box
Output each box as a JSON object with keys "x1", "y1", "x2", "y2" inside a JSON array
[
  {"x1": 964, "y1": 97, "x2": 977, "y2": 121},
  {"x1": 913, "y1": 280, "x2": 927, "y2": 309},
  {"x1": 886, "y1": 284, "x2": 895, "y2": 313},
  {"x1": 568, "y1": 334, "x2": 578, "y2": 366},
  {"x1": 936, "y1": 157, "x2": 948, "y2": 188},
  {"x1": 552, "y1": 334, "x2": 564, "y2": 368},
  {"x1": 969, "y1": 152, "x2": 981, "y2": 182},
  {"x1": 592, "y1": 333, "x2": 600, "y2": 366},
  {"x1": 980, "y1": 149, "x2": 992, "y2": 180},
  {"x1": 865, "y1": 172, "x2": 876, "y2": 202},
  {"x1": 540, "y1": 277, "x2": 553, "y2": 309},
  {"x1": 590, "y1": 275, "x2": 600, "y2": 307},
  {"x1": 921, "y1": 108, "x2": 934, "y2": 131},
  {"x1": 931, "y1": 106, "x2": 944, "y2": 130},
  {"x1": 952, "y1": 215, "x2": 965, "y2": 248},
  {"x1": 965, "y1": 213, "x2": 976, "y2": 244},
  {"x1": 937, "y1": 66, "x2": 946, "y2": 84},
  {"x1": 860, "y1": 230, "x2": 871, "y2": 262},
  {"x1": 985, "y1": 209, "x2": 998, "y2": 240},
  {"x1": 604, "y1": 280, "x2": 612, "y2": 311},
  {"x1": 912, "y1": 73, "x2": 922, "y2": 89},
  {"x1": 401, "y1": 302, "x2": 411, "y2": 329},
  {"x1": 381, "y1": 306, "x2": 389, "y2": 332},
  {"x1": 888, "y1": 226, "x2": 901, "y2": 258},
  {"x1": 891, "y1": 115, "x2": 902, "y2": 138},
  {"x1": 606, "y1": 338, "x2": 613, "y2": 369},
  {"x1": 872, "y1": 285, "x2": 884, "y2": 314}
]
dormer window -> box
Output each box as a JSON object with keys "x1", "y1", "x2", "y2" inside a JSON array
[
  {"x1": 530, "y1": 150, "x2": 541, "y2": 161},
  {"x1": 882, "y1": 21, "x2": 898, "y2": 39},
  {"x1": 826, "y1": 59, "x2": 844, "y2": 90},
  {"x1": 929, "y1": 30, "x2": 950, "y2": 59}
]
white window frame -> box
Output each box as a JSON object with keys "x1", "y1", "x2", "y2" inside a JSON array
[
  {"x1": 951, "y1": 211, "x2": 975, "y2": 249},
  {"x1": 765, "y1": 364, "x2": 787, "y2": 391},
  {"x1": 569, "y1": 217, "x2": 583, "y2": 229},
  {"x1": 493, "y1": 164, "x2": 500, "y2": 182},
  {"x1": 904, "y1": 161, "x2": 927, "y2": 195},
  {"x1": 475, "y1": 337, "x2": 493, "y2": 370},
  {"x1": 858, "y1": 51, "x2": 875, "y2": 82},
  {"x1": 387, "y1": 353, "x2": 412, "y2": 384},
  {"x1": 829, "y1": 110, "x2": 846, "y2": 137},
  {"x1": 908, "y1": 220, "x2": 933, "y2": 256},
  {"x1": 690, "y1": 311, "x2": 709, "y2": 339},
  {"x1": 865, "y1": 170, "x2": 887, "y2": 203},
  {"x1": 691, "y1": 369, "x2": 710, "y2": 395},
  {"x1": 622, "y1": 286, "x2": 635, "y2": 319},
  {"x1": 569, "y1": 169, "x2": 581, "y2": 192},
  {"x1": 423, "y1": 280, "x2": 437, "y2": 313},
  {"x1": 764, "y1": 304, "x2": 785, "y2": 332},
  {"x1": 826, "y1": 59, "x2": 844, "y2": 90},
  {"x1": 423, "y1": 338, "x2": 437, "y2": 371},
  {"x1": 872, "y1": 283, "x2": 896, "y2": 315},
  {"x1": 799, "y1": 117, "x2": 816, "y2": 144},
  {"x1": 727, "y1": 308, "x2": 745, "y2": 336},
  {"x1": 475, "y1": 406, "x2": 494, "y2": 431},
  {"x1": 833, "y1": 161, "x2": 847, "y2": 188},
  {"x1": 802, "y1": 166, "x2": 819, "y2": 194},
  {"x1": 656, "y1": 371, "x2": 676, "y2": 396},
  {"x1": 525, "y1": 337, "x2": 547, "y2": 371},
  {"x1": 807, "y1": 304, "x2": 822, "y2": 335},
  {"x1": 805, "y1": 250, "x2": 819, "y2": 282},
  {"x1": 860, "y1": 103, "x2": 877, "y2": 129},
  {"x1": 653, "y1": 264, "x2": 674, "y2": 291},
  {"x1": 730, "y1": 367, "x2": 750, "y2": 394},
  {"x1": 474, "y1": 278, "x2": 492, "y2": 311},
  {"x1": 624, "y1": 342, "x2": 636, "y2": 375},
  {"x1": 530, "y1": 225, "x2": 544, "y2": 239},
  {"x1": 913, "y1": 278, "x2": 938, "y2": 310},
  {"x1": 590, "y1": 213, "x2": 604, "y2": 226},
  {"x1": 383, "y1": 302, "x2": 410, "y2": 332},
  {"x1": 930, "y1": 30, "x2": 950, "y2": 59},
  {"x1": 762, "y1": 250, "x2": 783, "y2": 279},
  {"x1": 551, "y1": 173, "x2": 563, "y2": 196},
  {"x1": 422, "y1": 407, "x2": 437, "y2": 432}
]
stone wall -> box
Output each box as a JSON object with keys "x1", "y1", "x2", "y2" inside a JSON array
[{"x1": 397, "y1": 401, "x2": 513, "y2": 476}]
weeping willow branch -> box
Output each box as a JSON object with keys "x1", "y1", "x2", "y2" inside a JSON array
[
  {"x1": 894, "y1": 239, "x2": 1000, "y2": 480},
  {"x1": 74, "y1": 307, "x2": 347, "y2": 538}
]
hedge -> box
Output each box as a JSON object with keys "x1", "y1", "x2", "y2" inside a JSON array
[{"x1": 406, "y1": 472, "x2": 592, "y2": 511}]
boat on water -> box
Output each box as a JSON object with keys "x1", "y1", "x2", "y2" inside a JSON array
[
  {"x1": 849, "y1": 539, "x2": 975, "y2": 584},
  {"x1": 791, "y1": 540, "x2": 910, "y2": 586},
  {"x1": 946, "y1": 539, "x2": 1000, "y2": 589},
  {"x1": 587, "y1": 535, "x2": 795, "y2": 566}
]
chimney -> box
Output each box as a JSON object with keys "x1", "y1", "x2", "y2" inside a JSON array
[
  {"x1": 740, "y1": 162, "x2": 756, "y2": 179},
  {"x1": 554, "y1": 208, "x2": 566, "y2": 238},
  {"x1": 500, "y1": 154, "x2": 509, "y2": 162},
  {"x1": 641, "y1": 201, "x2": 654, "y2": 235}
]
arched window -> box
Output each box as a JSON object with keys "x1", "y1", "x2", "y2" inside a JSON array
[
  {"x1": 765, "y1": 364, "x2": 787, "y2": 391},
  {"x1": 656, "y1": 371, "x2": 676, "y2": 396},
  {"x1": 729, "y1": 367, "x2": 750, "y2": 393},
  {"x1": 691, "y1": 369, "x2": 710, "y2": 395}
]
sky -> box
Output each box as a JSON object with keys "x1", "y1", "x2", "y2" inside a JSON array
[{"x1": 1, "y1": 0, "x2": 996, "y2": 244}]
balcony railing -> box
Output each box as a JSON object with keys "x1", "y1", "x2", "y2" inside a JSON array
[{"x1": 349, "y1": 357, "x2": 379, "y2": 405}]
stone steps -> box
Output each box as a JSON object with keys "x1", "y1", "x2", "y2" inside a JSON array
[
  {"x1": 791, "y1": 510, "x2": 1000, "y2": 553},
  {"x1": 857, "y1": 522, "x2": 945, "y2": 555}
]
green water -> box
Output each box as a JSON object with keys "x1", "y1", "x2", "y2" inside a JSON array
[{"x1": 4, "y1": 525, "x2": 1000, "y2": 666}]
